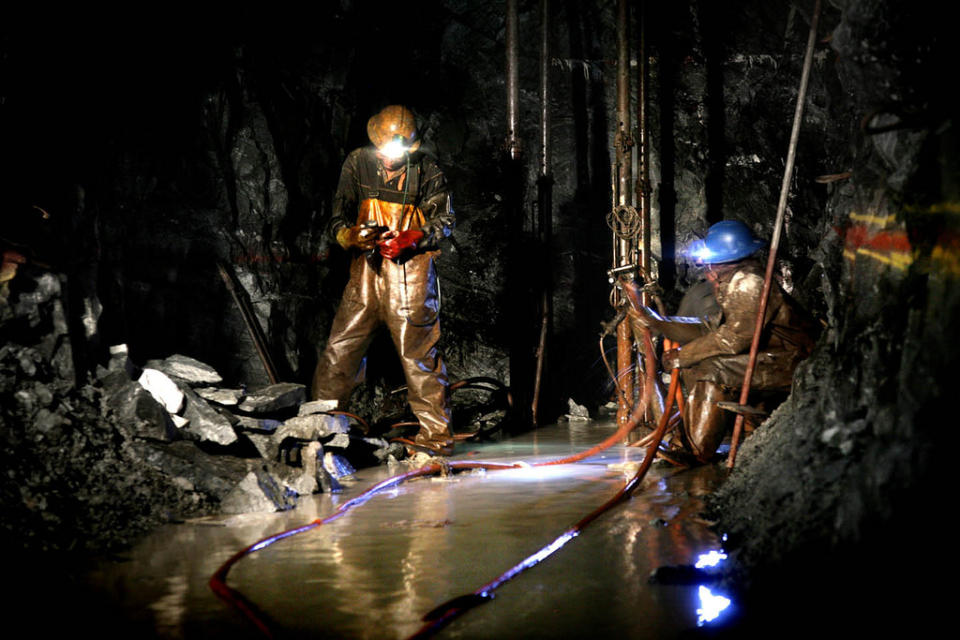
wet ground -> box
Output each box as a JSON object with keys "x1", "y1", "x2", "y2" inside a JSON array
[{"x1": 78, "y1": 420, "x2": 731, "y2": 639}]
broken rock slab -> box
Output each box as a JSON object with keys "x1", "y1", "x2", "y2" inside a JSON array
[
  {"x1": 137, "y1": 368, "x2": 185, "y2": 414},
  {"x1": 565, "y1": 398, "x2": 591, "y2": 421},
  {"x1": 130, "y1": 440, "x2": 250, "y2": 500},
  {"x1": 271, "y1": 441, "x2": 324, "y2": 496},
  {"x1": 276, "y1": 413, "x2": 349, "y2": 442},
  {"x1": 180, "y1": 387, "x2": 238, "y2": 446},
  {"x1": 235, "y1": 416, "x2": 282, "y2": 433},
  {"x1": 110, "y1": 379, "x2": 176, "y2": 441},
  {"x1": 145, "y1": 354, "x2": 223, "y2": 386},
  {"x1": 238, "y1": 382, "x2": 306, "y2": 414},
  {"x1": 195, "y1": 386, "x2": 243, "y2": 406},
  {"x1": 220, "y1": 467, "x2": 296, "y2": 515},
  {"x1": 298, "y1": 399, "x2": 338, "y2": 416},
  {"x1": 324, "y1": 452, "x2": 356, "y2": 480}
]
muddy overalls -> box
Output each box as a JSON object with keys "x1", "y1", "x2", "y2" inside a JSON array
[
  {"x1": 631, "y1": 259, "x2": 818, "y2": 462},
  {"x1": 675, "y1": 259, "x2": 818, "y2": 460},
  {"x1": 313, "y1": 147, "x2": 454, "y2": 447}
]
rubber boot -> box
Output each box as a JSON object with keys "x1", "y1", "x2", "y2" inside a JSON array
[{"x1": 682, "y1": 381, "x2": 730, "y2": 463}]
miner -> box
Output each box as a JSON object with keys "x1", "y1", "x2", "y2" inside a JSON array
[
  {"x1": 630, "y1": 220, "x2": 818, "y2": 462},
  {"x1": 312, "y1": 105, "x2": 455, "y2": 456}
]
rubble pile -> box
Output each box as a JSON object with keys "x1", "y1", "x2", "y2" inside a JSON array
[{"x1": 0, "y1": 268, "x2": 404, "y2": 555}]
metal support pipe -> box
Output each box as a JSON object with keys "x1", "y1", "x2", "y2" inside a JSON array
[
  {"x1": 614, "y1": 0, "x2": 635, "y2": 427},
  {"x1": 217, "y1": 262, "x2": 278, "y2": 384},
  {"x1": 532, "y1": 0, "x2": 552, "y2": 426},
  {"x1": 505, "y1": 0, "x2": 521, "y2": 159},
  {"x1": 636, "y1": 0, "x2": 652, "y2": 307},
  {"x1": 727, "y1": 0, "x2": 821, "y2": 469},
  {"x1": 539, "y1": 0, "x2": 551, "y2": 181}
]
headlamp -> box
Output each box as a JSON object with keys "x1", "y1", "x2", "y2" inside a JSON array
[
  {"x1": 380, "y1": 135, "x2": 411, "y2": 160},
  {"x1": 686, "y1": 239, "x2": 714, "y2": 263}
]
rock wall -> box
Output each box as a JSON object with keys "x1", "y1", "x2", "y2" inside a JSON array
[{"x1": 706, "y1": 0, "x2": 955, "y2": 632}]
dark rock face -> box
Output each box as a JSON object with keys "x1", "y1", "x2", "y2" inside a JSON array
[
  {"x1": 0, "y1": 269, "x2": 405, "y2": 555},
  {"x1": 705, "y1": 0, "x2": 954, "y2": 632}
]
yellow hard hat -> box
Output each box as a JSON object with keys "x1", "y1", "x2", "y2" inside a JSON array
[{"x1": 367, "y1": 105, "x2": 421, "y2": 158}]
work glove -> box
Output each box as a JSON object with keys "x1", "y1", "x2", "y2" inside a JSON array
[
  {"x1": 378, "y1": 230, "x2": 423, "y2": 261},
  {"x1": 662, "y1": 348, "x2": 682, "y2": 371},
  {"x1": 336, "y1": 224, "x2": 386, "y2": 251}
]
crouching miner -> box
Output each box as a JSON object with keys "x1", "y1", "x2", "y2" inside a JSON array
[
  {"x1": 313, "y1": 105, "x2": 455, "y2": 456},
  {"x1": 629, "y1": 220, "x2": 819, "y2": 463}
]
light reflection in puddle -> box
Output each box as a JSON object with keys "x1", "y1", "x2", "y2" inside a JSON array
[
  {"x1": 695, "y1": 549, "x2": 728, "y2": 568},
  {"x1": 697, "y1": 585, "x2": 733, "y2": 624},
  {"x1": 692, "y1": 548, "x2": 733, "y2": 626}
]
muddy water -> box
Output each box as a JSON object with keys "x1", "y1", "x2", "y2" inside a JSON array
[{"x1": 84, "y1": 420, "x2": 730, "y2": 638}]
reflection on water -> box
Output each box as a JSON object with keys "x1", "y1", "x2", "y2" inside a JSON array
[
  {"x1": 695, "y1": 549, "x2": 728, "y2": 568},
  {"x1": 82, "y1": 421, "x2": 729, "y2": 639},
  {"x1": 697, "y1": 585, "x2": 733, "y2": 625}
]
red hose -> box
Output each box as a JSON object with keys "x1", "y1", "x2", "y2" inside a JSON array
[
  {"x1": 211, "y1": 369, "x2": 672, "y2": 636},
  {"x1": 407, "y1": 368, "x2": 681, "y2": 639}
]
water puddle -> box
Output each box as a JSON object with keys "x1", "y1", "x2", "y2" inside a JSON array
[{"x1": 82, "y1": 420, "x2": 733, "y2": 638}]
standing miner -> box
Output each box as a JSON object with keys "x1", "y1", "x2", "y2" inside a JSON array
[{"x1": 313, "y1": 105, "x2": 455, "y2": 456}]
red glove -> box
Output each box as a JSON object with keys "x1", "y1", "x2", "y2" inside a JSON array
[{"x1": 378, "y1": 230, "x2": 423, "y2": 260}]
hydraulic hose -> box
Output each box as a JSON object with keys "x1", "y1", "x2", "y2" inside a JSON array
[
  {"x1": 210, "y1": 377, "x2": 667, "y2": 636},
  {"x1": 406, "y1": 368, "x2": 681, "y2": 639},
  {"x1": 210, "y1": 460, "x2": 522, "y2": 637}
]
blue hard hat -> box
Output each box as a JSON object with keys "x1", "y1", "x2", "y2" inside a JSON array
[{"x1": 685, "y1": 220, "x2": 765, "y2": 264}]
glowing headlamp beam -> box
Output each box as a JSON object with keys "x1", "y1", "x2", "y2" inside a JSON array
[{"x1": 380, "y1": 138, "x2": 410, "y2": 159}]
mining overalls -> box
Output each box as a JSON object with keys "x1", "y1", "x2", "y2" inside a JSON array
[
  {"x1": 313, "y1": 105, "x2": 455, "y2": 455},
  {"x1": 631, "y1": 220, "x2": 818, "y2": 463}
]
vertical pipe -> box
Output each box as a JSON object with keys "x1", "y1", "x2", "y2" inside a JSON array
[
  {"x1": 615, "y1": 0, "x2": 633, "y2": 210},
  {"x1": 506, "y1": 0, "x2": 521, "y2": 160},
  {"x1": 539, "y1": 0, "x2": 551, "y2": 181},
  {"x1": 504, "y1": 0, "x2": 530, "y2": 425},
  {"x1": 615, "y1": 0, "x2": 634, "y2": 427},
  {"x1": 636, "y1": 0, "x2": 651, "y2": 307},
  {"x1": 532, "y1": 0, "x2": 552, "y2": 426},
  {"x1": 727, "y1": 0, "x2": 821, "y2": 469}
]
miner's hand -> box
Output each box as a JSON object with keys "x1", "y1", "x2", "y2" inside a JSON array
[
  {"x1": 337, "y1": 224, "x2": 386, "y2": 251},
  {"x1": 378, "y1": 230, "x2": 423, "y2": 261}
]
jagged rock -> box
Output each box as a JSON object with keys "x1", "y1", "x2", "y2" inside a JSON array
[
  {"x1": 323, "y1": 452, "x2": 356, "y2": 479},
  {"x1": 137, "y1": 368, "x2": 184, "y2": 414},
  {"x1": 242, "y1": 432, "x2": 273, "y2": 459},
  {"x1": 220, "y1": 467, "x2": 296, "y2": 515},
  {"x1": 276, "y1": 413, "x2": 349, "y2": 442},
  {"x1": 565, "y1": 398, "x2": 591, "y2": 421},
  {"x1": 235, "y1": 415, "x2": 281, "y2": 433},
  {"x1": 171, "y1": 414, "x2": 190, "y2": 429},
  {"x1": 373, "y1": 441, "x2": 407, "y2": 464},
  {"x1": 265, "y1": 414, "x2": 347, "y2": 463},
  {"x1": 317, "y1": 464, "x2": 344, "y2": 494},
  {"x1": 130, "y1": 440, "x2": 249, "y2": 501},
  {"x1": 180, "y1": 387, "x2": 238, "y2": 446},
  {"x1": 32, "y1": 408, "x2": 69, "y2": 443},
  {"x1": 107, "y1": 344, "x2": 140, "y2": 378},
  {"x1": 324, "y1": 432, "x2": 351, "y2": 449},
  {"x1": 144, "y1": 354, "x2": 223, "y2": 386},
  {"x1": 298, "y1": 399, "x2": 339, "y2": 416},
  {"x1": 111, "y1": 380, "x2": 175, "y2": 441},
  {"x1": 195, "y1": 386, "x2": 243, "y2": 406},
  {"x1": 272, "y1": 441, "x2": 324, "y2": 496},
  {"x1": 238, "y1": 382, "x2": 306, "y2": 414}
]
